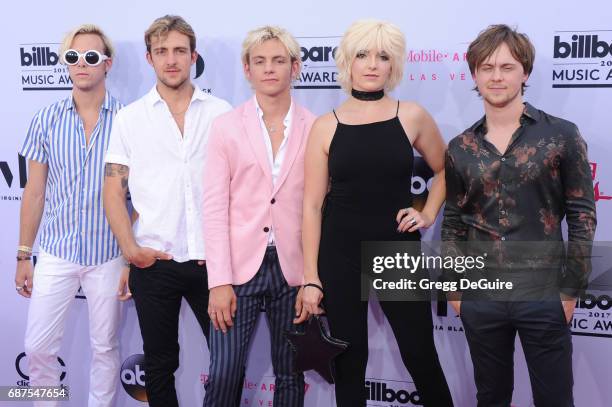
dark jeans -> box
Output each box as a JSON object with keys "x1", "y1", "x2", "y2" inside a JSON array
[
  {"x1": 461, "y1": 300, "x2": 574, "y2": 407},
  {"x1": 129, "y1": 259, "x2": 210, "y2": 407}
]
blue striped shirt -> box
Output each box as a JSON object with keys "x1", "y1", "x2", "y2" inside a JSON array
[{"x1": 20, "y1": 92, "x2": 123, "y2": 266}]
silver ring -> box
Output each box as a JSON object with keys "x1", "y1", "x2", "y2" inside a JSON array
[
  {"x1": 16, "y1": 286, "x2": 24, "y2": 292},
  {"x1": 410, "y1": 219, "x2": 417, "y2": 226}
]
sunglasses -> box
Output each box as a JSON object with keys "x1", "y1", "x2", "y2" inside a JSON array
[{"x1": 62, "y1": 49, "x2": 109, "y2": 66}]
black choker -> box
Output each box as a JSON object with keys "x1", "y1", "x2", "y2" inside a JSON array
[{"x1": 351, "y1": 88, "x2": 384, "y2": 101}]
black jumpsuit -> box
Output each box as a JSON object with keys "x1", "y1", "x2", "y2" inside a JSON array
[{"x1": 318, "y1": 102, "x2": 453, "y2": 407}]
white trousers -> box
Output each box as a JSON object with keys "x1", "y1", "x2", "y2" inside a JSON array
[{"x1": 24, "y1": 250, "x2": 123, "y2": 407}]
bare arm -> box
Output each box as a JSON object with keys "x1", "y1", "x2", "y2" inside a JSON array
[
  {"x1": 396, "y1": 103, "x2": 446, "y2": 233},
  {"x1": 19, "y1": 160, "x2": 48, "y2": 248},
  {"x1": 131, "y1": 208, "x2": 139, "y2": 224},
  {"x1": 115, "y1": 207, "x2": 139, "y2": 301},
  {"x1": 103, "y1": 163, "x2": 171, "y2": 269},
  {"x1": 410, "y1": 103, "x2": 446, "y2": 221},
  {"x1": 15, "y1": 160, "x2": 48, "y2": 297},
  {"x1": 103, "y1": 163, "x2": 136, "y2": 254},
  {"x1": 300, "y1": 114, "x2": 335, "y2": 316},
  {"x1": 114, "y1": 177, "x2": 140, "y2": 301}
]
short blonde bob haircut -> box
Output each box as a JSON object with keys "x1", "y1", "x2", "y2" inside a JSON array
[
  {"x1": 241, "y1": 25, "x2": 302, "y2": 76},
  {"x1": 335, "y1": 20, "x2": 406, "y2": 92},
  {"x1": 59, "y1": 24, "x2": 114, "y2": 65}
]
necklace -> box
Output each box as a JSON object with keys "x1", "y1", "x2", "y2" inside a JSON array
[
  {"x1": 263, "y1": 118, "x2": 282, "y2": 134},
  {"x1": 351, "y1": 88, "x2": 384, "y2": 101}
]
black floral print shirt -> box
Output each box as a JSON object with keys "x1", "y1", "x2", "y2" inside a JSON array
[{"x1": 442, "y1": 103, "x2": 596, "y2": 296}]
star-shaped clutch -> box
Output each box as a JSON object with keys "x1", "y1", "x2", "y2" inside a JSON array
[{"x1": 285, "y1": 315, "x2": 349, "y2": 384}]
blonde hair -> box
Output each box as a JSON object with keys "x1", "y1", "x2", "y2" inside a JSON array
[
  {"x1": 335, "y1": 20, "x2": 406, "y2": 92},
  {"x1": 145, "y1": 15, "x2": 196, "y2": 52},
  {"x1": 241, "y1": 25, "x2": 301, "y2": 75},
  {"x1": 59, "y1": 24, "x2": 114, "y2": 64}
]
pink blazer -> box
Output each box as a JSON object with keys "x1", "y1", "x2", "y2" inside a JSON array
[{"x1": 203, "y1": 98, "x2": 316, "y2": 288}]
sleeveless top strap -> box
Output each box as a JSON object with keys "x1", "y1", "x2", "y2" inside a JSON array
[
  {"x1": 332, "y1": 109, "x2": 340, "y2": 123},
  {"x1": 395, "y1": 100, "x2": 400, "y2": 117}
]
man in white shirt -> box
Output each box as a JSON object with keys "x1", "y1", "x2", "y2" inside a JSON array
[{"x1": 103, "y1": 15, "x2": 231, "y2": 407}]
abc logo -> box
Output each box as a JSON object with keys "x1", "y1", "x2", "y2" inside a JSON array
[
  {"x1": 121, "y1": 354, "x2": 147, "y2": 402},
  {"x1": 15, "y1": 352, "x2": 66, "y2": 383}
]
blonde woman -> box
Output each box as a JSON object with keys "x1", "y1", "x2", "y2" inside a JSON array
[{"x1": 301, "y1": 20, "x2": 453, "y2": 407}]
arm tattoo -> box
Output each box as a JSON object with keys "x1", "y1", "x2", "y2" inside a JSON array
[{"x1": 104, "y1": 163, "x2": 129, "y2": 191}]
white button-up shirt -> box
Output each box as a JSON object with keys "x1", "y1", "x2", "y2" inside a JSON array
[
  {"x1": 105, "y1": 86, "x2": 232, "y2": 262},
  {"x1": 254, "y1": 96, "x2": 293, "y2": 246}
]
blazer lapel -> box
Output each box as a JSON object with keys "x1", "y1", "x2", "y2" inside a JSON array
[
  {"x1": 242, "y1": 99, "x2": 272, "y2": 183},
  {"x1": 273, "y1": 105, "x2": 305, "y2": 195}
]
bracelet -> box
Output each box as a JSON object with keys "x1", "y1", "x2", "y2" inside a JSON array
[
  {"x1": 17, "y1": 256, "x2": 32, "y2": 261},
  {"x1": 17, "y1": 245, "x2": 32, "y2": 253},
  {"x1": 304, "y1": 283, "x2": 324, "y2": 294}
]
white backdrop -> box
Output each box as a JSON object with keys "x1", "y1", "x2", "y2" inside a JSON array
[{"x1": 1, "y1": 0, "x2": 611, "y2": 406}]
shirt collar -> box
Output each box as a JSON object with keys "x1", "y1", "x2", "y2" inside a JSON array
[
  {"x1": 522, "y1": 102, "x2": 541, "y2": 122},
  {"x1": 146, "y1": 84, "x2": 208, "y2": 107},
  {"x1": 67, "y1": 90, "x2": 117, "y2": 112},
  {"x1": 473, "y1": 102, "x2": 540, "y2": 136},
  {"x1": 254, "y1": 95, "x2": 293, "y2": 127}
]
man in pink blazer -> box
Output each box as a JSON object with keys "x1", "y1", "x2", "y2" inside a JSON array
[{"x1": 202, "y1": 26, "x2": 316, "y2": 406}]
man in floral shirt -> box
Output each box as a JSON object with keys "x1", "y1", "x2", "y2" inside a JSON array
[{"x1": 442, "y1": 24, "x2": 596, "y2": 407}]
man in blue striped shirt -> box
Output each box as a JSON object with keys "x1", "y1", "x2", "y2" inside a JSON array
[{"x1": 15, "y1": 25, "x2": 124, "y2": 407}]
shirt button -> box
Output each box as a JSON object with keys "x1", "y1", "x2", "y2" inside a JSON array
[
  {"x1": 263, "y1": 227, "x2": 270, "y2": 233},
  {"x1": 271, "y1": 198, "x2": 276, "y2": 204},
  {"x1": 501, "y1": 157, "x2": 506, "y2": 162},
  {"x1": 501, "y1": 236, "x2": 506, "y2": 241},
  {"x1": 500, "y1": 210, "x2": 506, "y2": 215}
]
